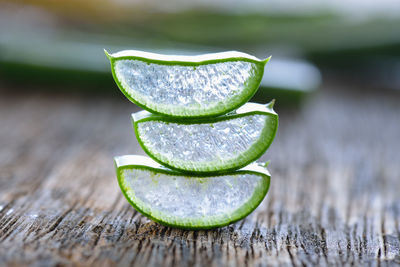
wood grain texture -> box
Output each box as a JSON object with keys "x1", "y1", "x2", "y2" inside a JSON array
[{"x1": 0, "y1": 84, "x2": 399, "y2": 266}]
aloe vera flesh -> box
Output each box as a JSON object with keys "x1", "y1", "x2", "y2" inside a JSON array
[
  {"x1": 115, "y1": 155, "x2": 270, "y2": 229},
  {"x1": 133, "y1": 102, "x2": 278, "y2": 173},
  {"x1": 106, "y1": 50, "x2": 269, "y2": 118}
]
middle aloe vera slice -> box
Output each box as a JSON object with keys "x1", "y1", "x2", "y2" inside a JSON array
[
  {"x1": 106, "y1": 50, "x2": 269, "y2": 118},
  {"x1": 133, "y1": 101, "x2": 278, "y2": 173}
]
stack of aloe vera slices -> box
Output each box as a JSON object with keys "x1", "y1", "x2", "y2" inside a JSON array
[{"x1": 106, "y1": 50, "x2": 278, "y2": 229}]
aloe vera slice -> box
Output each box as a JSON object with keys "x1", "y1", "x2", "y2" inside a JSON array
[
  {"x1": 105, "y1": 50, "x2": 269, "y2": 118},
  {"x1": 133, "y1": 101, "x2": 278, "y2": 173},
  {"x1": 115, "y1": 155, "x2": 270, "y2": 229}
]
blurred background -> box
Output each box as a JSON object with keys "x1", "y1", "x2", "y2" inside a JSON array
[
  {"x1": 0, "y1": 2, "x2": 400, "y2": 262},
  {"x1": 1, "y1": 0, "x2": 400, "y2": 101}
]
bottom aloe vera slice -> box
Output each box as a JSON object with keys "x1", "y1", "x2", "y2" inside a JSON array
[
  {"x1": 133, "y1": 101, "x2": 278, "y2": 173},
  {"x1": 115, "y1": 155, "x2": 270, "y2": 229}
]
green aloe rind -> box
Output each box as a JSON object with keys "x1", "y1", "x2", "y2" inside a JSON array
[
  {"x1": 108, "y1": 49, "x2": 277, "y2": 229},
  {"x1": 115, "y1": 155, "x2": 270, "y2": 230},
  {"x1": 105, "y1": 50, "x2": 270, "y2": 118},
  {"x1": 132, "y1": 101, "x2": 278, "y2": 174}
]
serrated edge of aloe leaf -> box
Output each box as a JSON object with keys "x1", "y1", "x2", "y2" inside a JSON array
[
  {"x1": 105, "y1": 49, "x2": 270, "y2": 118},
  {"x1": 114, "y1": 155, "x2": 271, "y2": 176},
  {"x1": 105, "y1": 49, "x2": 270, "y2": 64},
  {"x1": 114, "y1": 155, "x2": 270, "y2": 230},
  {"x1": 132, "y1": 102, "x2": 278, "y2": 174},
  {"x1": 132, "y1": 101, "x2": 277, "y2": 123}
]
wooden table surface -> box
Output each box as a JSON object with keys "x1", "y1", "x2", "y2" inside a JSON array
[{"x1": 0, "y1": 83, "x2": 399, "y2": 266}]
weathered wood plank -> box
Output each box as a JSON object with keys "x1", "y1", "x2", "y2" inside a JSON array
[{"x1": 0, "y1": 84, "x2": 399, "y2": 266}]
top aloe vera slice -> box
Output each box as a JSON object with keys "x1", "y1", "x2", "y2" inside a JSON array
[
  {"x1": 105, "y1": 50, "x2": 270, "y2": 118},
  {"x1": 115, "y1": 155, "x2": 270, "y2": 230},
  {"x1": 133, "y1": 101, "x2": 278, "y2": 174}
]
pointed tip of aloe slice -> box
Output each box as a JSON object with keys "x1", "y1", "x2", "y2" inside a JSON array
[
  {"x1": 263, "y1": 160, "x2": 271, "y2": 168},
  {"x1": 262, "y1": 56, "x2": 272, "y2": 65},
  {"x1": 104, "y1": 49, "x2": 112, "y2": 60},
  {"x1": 266, "y1": 99, "x2": 276, "y2": 109}
]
